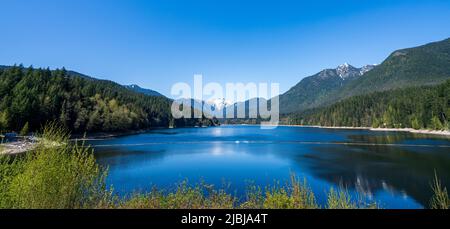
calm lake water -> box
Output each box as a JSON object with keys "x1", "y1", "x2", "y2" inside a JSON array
[{"x1": 88, "y1": 125, "x2": 450, "y2": 209}]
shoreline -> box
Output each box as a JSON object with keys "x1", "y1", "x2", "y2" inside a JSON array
[
  {"x1": 2, "y1": 124, "x2": 449, "y2": 155},
  {"x1": 223, "y1": 124, "x2": 450, "y2": 136},
  {"x1": 0, "y1": 140, "x2": 36, "y2": 155},
  {"x1": 71, "y1": 129, "x2": 150, "y2": 141},
  {"x1": 71, "y1": 125, "x2": 220, "y2": 141},
  {"x1": 278, "y1": 124, "x2": 450, "y2": 136}
]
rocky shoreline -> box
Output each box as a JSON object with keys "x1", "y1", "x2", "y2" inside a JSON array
[
  {"x1": 0, "y1": 140, "x2": 36, "y2": 155},
  {"x1": 297, "y1": 125, "x2": 450, "y2": 136}
]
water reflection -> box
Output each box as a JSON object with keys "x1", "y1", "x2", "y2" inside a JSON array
[
  {"x1": 90, "y1": 126, "x2": 450, "y2": 209},
  {"x1": 300, "y1": 143, "x2": 450, "y2": 206}
]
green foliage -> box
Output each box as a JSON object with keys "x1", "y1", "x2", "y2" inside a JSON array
[
  {"x1": 0, "y1": 65, "x2": 216, "y2": 133},
  {"x1": 326, "y1": 188, "x2": 356, "y2": 209},
  {"x1": 119, "y1": 181, "x2": 236, "y2": 209},
  {"x1": 430, "y1": 173, "x2": 450, "y2": 209},
  {"x1": 118, "y1": 175, "x2": 370, "y2": 209},
  {"x1": 430, "y1": 116, "x2": 444, "y2": 130},
  {"x1": 0, "y1": 124, "x2": 111, "y2": 208},
  {"x1": 256, "y1": 174, "x2": 318, "y2": 209},
  {"x1": 263, "y1": 187, "x2": 294, "y2": 209},
  {"x1": 289, "y1": 79, "x2": 450, "y2": 130},
  {"x1": 411, "y1": 116, "x2": 422, "y2": 130},
  {"x1": 240, "y1": 184, "x2": 264, "y2": 209},
  {"x1": 0, "y1": 111, "x2": 9, "y2": 132}
]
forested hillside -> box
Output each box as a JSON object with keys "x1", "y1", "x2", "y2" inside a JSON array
[
  {"x1": 335, "y1": 38, "x2": 450, "y2": 100},
  {"x1": 277, "y1": 38, "x2": 450, "y2": 114},
  {"x1": 279, "y1": 64, "x2": 375, "y2": 114},
  {"x1": 0, "y1": 65, "x2": 217, "y2": 133},
  {"x1": 287, "y1": 79, "x2": 450, "y2": 130}
]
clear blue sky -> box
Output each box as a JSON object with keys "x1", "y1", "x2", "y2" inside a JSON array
[{"x1": 1, "y1": 0, "x2": 450, "y2": 97}]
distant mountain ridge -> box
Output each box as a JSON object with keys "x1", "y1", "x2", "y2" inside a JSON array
[
  {"x1": 124, "y1": 84, "x2": 165, "y2": 97},
  {"x1": 278, "y1": 63, "x2": 376, "y2": 114},
  {"x1": 280, "y1": 38, "x2": 450, "y2": 114},
  {"x1": 287, "y1": 79, "x2": 450, "y2": 130},
  {"x1": 1, "y1": 65, "x2": 166, "y2": 98},
  {"x1": 220, "y1": 63, "x2": 376, "y2": 117},
  {"x1": 334, "y1": 38, "x2": 450, "y2": 100},
  {"x1": 3, "y1": 38, "x2": 449, "y2": 126}
]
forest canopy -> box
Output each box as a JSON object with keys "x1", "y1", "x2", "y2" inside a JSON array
[
  {"x1": 287, "y1": 79, "x2": 450, "y2": 130},
  {"x1": 0, "y1": 65, "x2": 218, "y2": 133}
]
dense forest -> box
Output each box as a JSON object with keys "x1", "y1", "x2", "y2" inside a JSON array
[
  {"x1": 0, "y1": 65, "x2": 218, "y2": 134},
  {"x1": 287, "y1": 79, "x2": 450, "y2": 130}
]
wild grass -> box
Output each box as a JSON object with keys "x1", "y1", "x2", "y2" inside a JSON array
[
  {"x1": 118, "y1": 182, "x2": 236, "y2": 209},
  {"x1": 430, "y1": 172, "x2": 450, "y2": 209},
  {"x1": 0, "y1": 123, "x2": 447, "y2": 209},
  {"x1": 257, "y1": 175, "x2": 318, "y2": 209},
  {"x1": 116, "y1": 174, "x2": 375, "y2": 209}
]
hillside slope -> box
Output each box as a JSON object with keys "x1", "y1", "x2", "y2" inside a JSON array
[
  {"x1": 336, "y1": 38, "x2": 450, "y2": 100},
  {"x1": 0, "y1": 65, "x2": 216, "y2": 133},
  {"x1": 279, "y1": 63, "x2": 375, "y2": 114},
  {"x1": 124, "y1": 84, "x2": 165, "y2": 97},
  {"x1": 280, "y1": 38, "x2": 450, "y2": 114},
  {"x1": 287, "y1": 79, "x2": 450, "y2": 130}
]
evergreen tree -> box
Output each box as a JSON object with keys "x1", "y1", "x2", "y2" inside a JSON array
[{"x1": 20, "y1": 122, "x2": 29, "y2": 136}]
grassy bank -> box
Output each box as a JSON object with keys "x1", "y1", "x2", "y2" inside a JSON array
[{"x1": 0, "y1": 124, "x2": 448, "y2": 209}]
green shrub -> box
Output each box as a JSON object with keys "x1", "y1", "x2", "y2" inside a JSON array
[
  {"x1": 326, "y1": 187, "x2": 356, "y2": 209},
  {"x1": 262, "y1": 174, "x2": 318, "y2": 209},
  {"x1": 0, "y1": 123, "x2": 111, "y2": 209},
  {"x1": 430, "y1": 116, "x2": 444, "y2": 130},
  {"x1": 240, "y1": 184, "x2": 264, "y2": 209},
  {"x1": 263, "y1": 187, "x2": 294, "y2": 209},
  {"x1": 119, "y1": 181, "x2": 236, "y2": 209},
  {"x1": 290, "y1": 175, "x2": 318, "y2": 209}
]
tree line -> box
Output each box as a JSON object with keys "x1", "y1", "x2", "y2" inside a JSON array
[{"x1": 0, "y1": 65, "x2": 218, "y2": 134}]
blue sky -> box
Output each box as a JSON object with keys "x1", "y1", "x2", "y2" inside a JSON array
[{"x1": 1, "y1": 0, "x2": 450, "y2": 98}]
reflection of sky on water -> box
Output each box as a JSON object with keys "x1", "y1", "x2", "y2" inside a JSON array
[{"x1": 89, "y1": 126, "x2": 450, "y2": 209}]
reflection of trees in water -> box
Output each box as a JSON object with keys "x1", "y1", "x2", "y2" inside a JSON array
[
  {"x1": 297, "y1": 144, "x2": 450, "y2": 207},
  {"x1": 93, "y1": 147, "x2": 169, "y2": 167},
  {"x1": 347, "y1": 133, "x2": 409, "y2": 144},
  {"x1": 347, "y1": 133, "x2": 450, "y2": 145}
]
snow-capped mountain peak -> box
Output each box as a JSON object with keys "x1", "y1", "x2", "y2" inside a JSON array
[
  {"x1": 333, "y1": 63, "x2": 377, "y2": 80},
  {"x1": 206, "y1": 98, "x2": 233, "y2": 111},
  {"x1": 360, "y1": 64, "x2": 377, "y2": 75},
  {"x1": 336, "y1": 63, "x2": 359, "y2": 79}
]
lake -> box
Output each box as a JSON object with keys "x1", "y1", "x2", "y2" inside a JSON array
[{"x1": 88, "y1": 125, "x2": 450, "y2": 209}]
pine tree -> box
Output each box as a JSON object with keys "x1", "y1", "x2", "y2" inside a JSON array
[{"x1": 20, "y1": 122, "x2": 29, "y2": 136}]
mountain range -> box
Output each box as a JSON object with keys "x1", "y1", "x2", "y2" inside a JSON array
[
  {"x1": 161, "y1": 38, "x2": 450, "y2": 120},
  {"x1": 222, "y1": 37, "x2": 450, "y2": 116},
  {"x1": 278, "y1": 63, "x2": 376, "y2": 114},
  {"x1": 2, "y1": 37, "x2": 449, "y2": 131}
]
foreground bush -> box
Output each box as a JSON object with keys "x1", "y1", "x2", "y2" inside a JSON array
[{"x1": 0, "y1": 124, "x2": 111, "y2": 209}]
